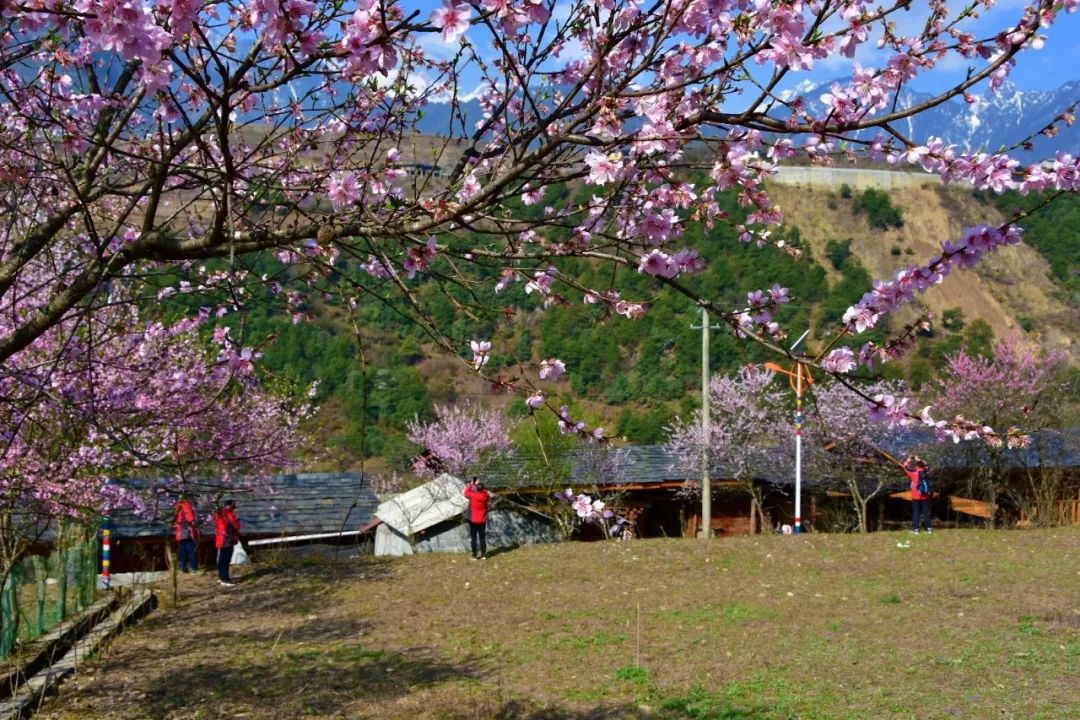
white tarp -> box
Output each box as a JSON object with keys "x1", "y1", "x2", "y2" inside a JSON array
[
  {"x1": 375, "y1": 473, "x2": 468, "y2": 535},
  {"x1": 374, "y1": 508, "x2": 558, "y2": 557}
]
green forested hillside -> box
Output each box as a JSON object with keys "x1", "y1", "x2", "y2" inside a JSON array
[
  {"x1": 199, "y1": 181, "x2": 1080, "y2": 471},
  {"x1": 990, "y1": 190, "x2": 1080, "y2": 301}
]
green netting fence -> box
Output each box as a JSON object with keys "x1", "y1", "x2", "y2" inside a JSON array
[{"x1": 0, "y1": 537, "x2": 99, "y2": 659}]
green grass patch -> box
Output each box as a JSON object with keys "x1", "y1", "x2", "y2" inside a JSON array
[
  {"x1": 660, "y1": 685, "x2": 783, "y2": 720},
  {"x1": 614, "y1": 665, "x2": 651, "y2": 685}
]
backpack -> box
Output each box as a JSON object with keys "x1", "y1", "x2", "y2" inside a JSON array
[{"x1": 916, "y1": 468, "x2": 931, "y2": 497}]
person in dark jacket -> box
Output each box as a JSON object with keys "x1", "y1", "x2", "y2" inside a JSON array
[
  {"x1": 214, "y1": 499, "x2": 241, "y2": 586},
  {"x1": 903, "y1": 456, "x2": 932, "y2": 534},
  {"x1": 463, "y1": 478, "x2": 491, "y2": 560},
  {"x1": 174, "y1": 496, "x2": 199, "y2": 573}
]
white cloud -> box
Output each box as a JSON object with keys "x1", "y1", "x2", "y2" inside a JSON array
[
  {"x1": 415, "y1": 28, "x2": 468, "y2": 62},
  {"x1": 550, "y1": 36, "x2": 588, "y2": 66}
]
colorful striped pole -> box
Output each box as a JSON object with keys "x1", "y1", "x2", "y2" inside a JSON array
[
  {"x1": 765, "y1": 329, "x2": 811, "y2": 535},
  {"x1": 101, "y1": 519, "x2": 111, "y2": 590},
  {"x1": 790, "y1": 330, "x2": 809, "y2": 534},
  {"x1": 794, "y1": 364, "x2": 804, "y2": 534}
]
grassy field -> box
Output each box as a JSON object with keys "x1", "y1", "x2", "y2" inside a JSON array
[{"x1": 39, "y1": 528, "x2": 1080, "y2": 720}]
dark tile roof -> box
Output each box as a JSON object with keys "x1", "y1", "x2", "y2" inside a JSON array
[
  {"x1": 108, "y1": 472, "x2": 377, "y2": 539},
  {"x1": 484, "y1": 445, "x2": 790, "y2": 489},
  {"x1": 615, "y1": 445, "x2": 794, "y2": 484},
  {"x1": 483, "y1": 428, "x2": 1080, "y2": 491}
]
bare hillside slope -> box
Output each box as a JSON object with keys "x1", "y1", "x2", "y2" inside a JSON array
[{"x1": 768, "y1": 182, "x2": 1078, "y2": 354}]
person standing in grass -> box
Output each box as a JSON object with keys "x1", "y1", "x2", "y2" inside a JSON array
[
  {"x1": 214, "y1": 499, "x2": 242, "y2": 586},
  {"x1": 464, "y1": 478, "x2": 491, "y2": 560},
  {"x1": 903, "y1": 456, "x2": 933, "y2": 534},
  {"x1": 174, "y1": 496, "x2": 200, "y2": 573}
]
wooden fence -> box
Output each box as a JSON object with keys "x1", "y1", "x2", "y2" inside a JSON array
[{"x1": 1056, "y1": 498, "x2": 1080, "y2": 526}]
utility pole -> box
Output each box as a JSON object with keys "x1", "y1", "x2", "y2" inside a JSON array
[{"x1": 691, "y1": 307, "x2": 722, "y2": 538}]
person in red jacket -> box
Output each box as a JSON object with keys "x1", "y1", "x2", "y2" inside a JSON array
[
  {"x1": 903, "y1": 456, "x2": 932, "y2": 534},
  {"x1": 463, "y1": 478, "x2": 491, "y2": 560},
  {"x1": 174, "y1": 496, "x2": 199, "y2": 573},
  {"x1": 214, "y1": 499, "x2": 241, "y2": 586}
]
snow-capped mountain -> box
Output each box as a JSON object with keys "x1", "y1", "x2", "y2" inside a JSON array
[
  {"x1": 783, "y1": 78, "x2": 1080, "y2": 158},
  {"x1": 412, "y1": 79, "x2": 1080, "y2": 158}
]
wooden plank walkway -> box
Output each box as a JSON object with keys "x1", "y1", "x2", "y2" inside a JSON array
[{"x1": 0, "y1": 590, "x2": 154, "y2": 720}]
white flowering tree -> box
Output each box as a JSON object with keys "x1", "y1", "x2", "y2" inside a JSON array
[
  {"x1": 667, "y1": 367, "x2": 790, "y2": 530},
  {"x1": 407, "y1": 400, "x2": 514, "y2": 479},
  {"x1": 803, "y1": 380, "x2": 904, "y2": 533},
  {"x1": 925, "y1": 335, "x2": 1073, "y2": 526}
]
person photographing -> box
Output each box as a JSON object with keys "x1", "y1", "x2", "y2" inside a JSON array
[
  {"x1": 463, "y1": 477, "x2": 491, "y2": 560},
  {"x1": 902, "y1": 455, "x2": 933, "y2": 534}
]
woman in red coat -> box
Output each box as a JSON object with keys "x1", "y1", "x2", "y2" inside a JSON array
[
  {"x1": 174, "y1": 497, "x2": 199, "y2": 573},
  {"x1": 463, "y1": 478, "x2": 491, "y2": 560},
  {"x1": 214, "y1": 499, "x2": 241, "y2": 586}
]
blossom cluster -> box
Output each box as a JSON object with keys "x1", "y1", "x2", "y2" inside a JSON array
[
  {"x1": 74, "y1": 0, "x2": 172, "y2": 67},
  {"x1": 430, "y1": 0, "x2": 547, "y2": 40},
  {"x1": 553, "y1": 489, "x2": 631, "y2": 539},
  {"x1": 638, "y1": 248, "x2": 705, "y2": 279},
  {"x1": 342, "y1": 0, "x2": 400, "y2": 77},
  {"x1": 557, "y1": 406, "x2": 604, "y2": 443},
  {"x1": 538, "y1": 358, "x2": 566, "y2": 382},
  {"x1": 868, "y1": 394, "x2": 1031, "y2": 448},
  {"x1": 734, "y1": 284, "x2": 790, "y2": 340},
  {"x1": 666, "y1": 367, "x2": 789, "y2": 491},
  {"x1": 404, "y1": 237, "x2": 438, "y2": 279},
  {"x1": 0, "y1": 296, "x2": 309, "y2": 531},
  {"x1": 583, "y1": 290, "x2": 648, "y2": 320},
  {"x1": 840, "y1": 224, "x2": 1024, "y2": 343}
]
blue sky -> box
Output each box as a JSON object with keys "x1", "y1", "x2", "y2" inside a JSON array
[
  {"x1": 989, "y1": 10, "x2": 1080, "y2": 91},
  {"x1": 798, "y1": 1, "x2": 1080, "y2": 94},
  {"x1": 410, "y1": 1, "x2": 1080, "y2": 96}
]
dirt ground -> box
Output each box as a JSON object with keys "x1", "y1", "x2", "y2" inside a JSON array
[{"x1": 35, "y1": 529, "x2": 1080, "y2": 720}]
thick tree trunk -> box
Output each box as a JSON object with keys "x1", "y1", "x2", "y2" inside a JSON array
[
  {"x1": 165, "y1": 542, "x2": 179, "y2": 607},
  {"x1": 749, "y1": 489, "x2": 769, "y2": 533},
  {"x1": 856, "y1": 498, "x2": 870, "y2": 533}
]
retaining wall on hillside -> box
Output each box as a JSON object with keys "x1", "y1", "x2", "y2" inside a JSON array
[{"x1": 770, "y1": 165, "x2": 948, "y2": 190}]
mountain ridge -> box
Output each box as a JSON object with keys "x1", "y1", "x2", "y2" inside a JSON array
[{"x1": 413, "y1": 78, "x2": 1080, "y2": 157}]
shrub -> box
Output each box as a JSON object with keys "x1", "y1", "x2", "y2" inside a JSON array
[
  {"x1": 825, "y1": 238, "x2": 853, "y2": 270},
  {"x1": 941, "y1": 308, "x2": 965, "y2": 331},
  {"x1": 964, "y1": 319, "x2": 995, "y2": 358},
  {"x1": 853, "y1": 188, "x2": 904, "y2": 229}
]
